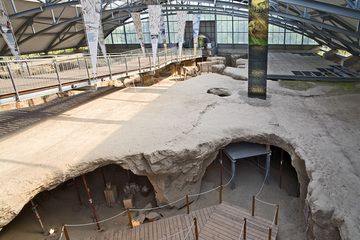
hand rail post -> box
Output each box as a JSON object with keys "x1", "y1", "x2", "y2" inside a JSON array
[
  {"x1": 157, "y1": 55, "x2": 160, "y2": 69},
  {"x1": 274, "y1": 205, "x2": 279, "y2": 225},
  {"x1": 77, "y1": 57, "x2": 81, "y2": 70},
  {"x1": 268, "y1": 227, "x2": 272, "y2": 240},
  {"x1": 193, "y1": 217, "x2": 199, "y2": 240},
  {"x1": 63, "y1": 225, "x2": 70, "y2": 240},
  {"x1": 125, "y1": 56, "x2": 128, "y2": 76},
  {"x1": 186, "y1": 194, "x2": 190, "y2": 214},
  {"x1": 251, "y1": 196, "x2": 255, "y2": 216},
  {"x1": 127, "y1": 209, "x2": 133, "y2": 229},
  {"x1": 243, "y1": 218, "x2": 247, "y2": 240},
  {"x1": 7, "y1": 63, "x2": 20, "y2": 101},
  {"x1": 107, "y1": 56, "x2": 112, "y2": 80},
  {"x1": 53, "y1": 60, "x2": 63, "y2": 92},
  {"x1": 138, "y1": 56, "x2": 141, "y2": 73},
  {"x1": 25, "y1": 61, "x2": 31, "y2": 75},
  {"x1": 84, "y1": 58, "x2": 92, "y2": 85},
  {"x1": 148, "y1": 56, "x2": 151, "y2": 70}
]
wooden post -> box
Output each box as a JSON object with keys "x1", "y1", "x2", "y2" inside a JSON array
[
  {"x1": 63, "y1": 225, "x2": 70, "y2": 240},
  {"x1": 193, "y1": 217, "x2": 199, "y2": 240},
  {"x1": 30, "y1": 200, "x2": 46, "y2": 234},
  {"x1": 219, "y1": 149, "x2": 223, "y2": 204},
  {"x1": 279, "y1": 150, "x2": 283, "y2": 189},
  {"x1": 127, "y1": 209, "x2": 133, "y2": 228},
  {"x1": 81, "y1": 175, "x2": 101, "y2": 231},
  {"x1": 268, "y1": 227, "x2": 272, "y2": 240},
  {"x1": 274, "y1": 205, "x2": 279, "y2": 225},
  {"x1": 251, "y1": 196, "x2": 255, "y2": 216},
  {"x1": 73, "y1": 178, "x2": 83, "y2": 205},
  {"x1": 186, "y1": 194, "x2": 190, "y2": 214},
  {"x1": 243, "y1": 218, "x2": 247, "y2": 240}
]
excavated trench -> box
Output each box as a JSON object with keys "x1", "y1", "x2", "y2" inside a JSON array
[{"x1": 0, "y1": 135, "x2": 343, "y2": 240}]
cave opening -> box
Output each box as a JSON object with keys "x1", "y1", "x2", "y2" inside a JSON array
[
  {"x1": 196, "y1": 142, "x2": 305, "y2": 239},
  {"x1": 0, "y1": 164, "x2": 156, "y2": 240}
]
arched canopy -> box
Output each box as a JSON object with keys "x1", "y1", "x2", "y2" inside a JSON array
[{"x1": 1, "y1": 0, "x2": 359, "y2": 55}]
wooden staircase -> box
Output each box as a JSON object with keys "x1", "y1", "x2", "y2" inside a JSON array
[{"x1": 87, "y1": 202, "x2": 278, "y2": 240}]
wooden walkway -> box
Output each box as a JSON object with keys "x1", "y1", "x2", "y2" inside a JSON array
[{"x1": 87, "y1": 202, "x2": 278, "y2": 240}]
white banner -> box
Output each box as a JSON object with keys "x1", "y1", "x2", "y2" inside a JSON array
[
  {"x1": 159, "y1": 15, "x2": 167, "y2": 45},
  {"x1": 131, "y1": 12, "x2": 145, "y2": 55},
  {"x1": 148, "y1": 5, "x2": 162, "y2": 68},
  {"x1": 98, "y1": 22, "x2": 107, "y2": 57},
  {"x1": 176, "y1": 11, "x2": 187, "y2": 59},
  {"x1": 81, "y1": 0, "x2": 101, "y2": 77},
  {"x1": 193, "y1": 14, "x2": 200, "y2": 56},
  {"x1": 0, "y1": 0, "x2": 20, "y2": 57}
]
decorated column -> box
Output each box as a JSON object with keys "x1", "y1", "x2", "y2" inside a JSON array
[
  {"x1": 80, "y1": 0, "x2": 101, "y2": 78},
  {"x1": 176, "y1": 11, "x2": 187, "y2": 59},
  {"x1": 0, "y1": 0, "x2": 20, "y2": 57},
  {"x1": 248, "y1": 0, "x2": 269, "y2": 99},
  {"x1": 131, "y1": 12, "x2": 146, "y2": 55},
  {"x1": 148, "y1": 5, "x2": 162, "y2": 68},
  {"x1": 192, "y1": 14, "x2": 200, "y2": 57}
]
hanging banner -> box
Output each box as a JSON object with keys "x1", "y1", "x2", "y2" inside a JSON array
[
  {"x1": 80, "y1": 0, "x2": 101, "y2": 77},
  {"x1": 131, "y1": 12, "x2": 146, "y2": 55},
  {"x1": 98, "y1": 22, "x2": 107, "y2": 57},
  {"x1": 192, "y1": 14, "x2": 200, "y2": 57},
  {"x1": 0, "y1": 0, "x2": 20, "y2": 57},
  {"x1": 159, "y1": 15, "x2": 167, "y2": 46},
  {"x1": 248, "y1": 0, "x2": 269, "y2": 99},
  {"x1": 176, "y1": 11, "x2": 187, "y2": 59},
  {"x1": 148, "y1": 5, "x2": 162, "y2": 68}
]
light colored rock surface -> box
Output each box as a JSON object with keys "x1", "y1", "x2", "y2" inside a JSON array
[
  {"x1": 211, "y1": 64, "x2": 226, "y2": 74},
  {"x1": 236, "y1": 58, "x2": 247, "y2": 67},
  {"x1": 223, "y1": 67, "x2": 248, "y2": 80},
  {"x1": 0, "y1": 74, "x2": 359, "y2": 240},
  {"x1": 145, "y1": 211, "x2": 161, "y2": 221},
  {"x1": 207, "y1": 56, "x2": 226, "y2": 65}
]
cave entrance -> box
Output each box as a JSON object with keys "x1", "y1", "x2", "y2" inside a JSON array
[
  {"x1": 221, "y1": 142, "x2": 300, "y2": 197},
  {"x1": 0, "y1": 164, "x2": 156, "y2": 240},
  {"x1": 198, "y1": 142, "x2": 304, "y2": 238}
]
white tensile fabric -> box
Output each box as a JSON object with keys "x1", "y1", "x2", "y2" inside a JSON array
[
  {"x1": 148, "y1": 5, "x2": 162, "y2": 68},
  {"x1": 0, "y1": 0, "x2": 20, "y2": 57},
  {"x1": 176, "y1": 11, "x2": 187, "y2": 59},
  {"x1": 131, "y1": 12, "x2": 146, "y2": 55},
  {"x1": 193, "y1": 14, "x2": 201, "y2": 56},
  {"x1": 80, "y1": 0, "x2": 101, "y2": 77},
  {"x1": 98, "y1": 22, "x2": 107, "y2": 57}
]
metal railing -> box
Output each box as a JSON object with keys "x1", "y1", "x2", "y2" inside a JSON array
[{"x1": 0, "y1": 48, "x2": 201, "y2": 105}]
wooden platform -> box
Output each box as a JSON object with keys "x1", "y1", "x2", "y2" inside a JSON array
[{"x1": 88, "y1": 202, "x2": 278, "y2": 240}]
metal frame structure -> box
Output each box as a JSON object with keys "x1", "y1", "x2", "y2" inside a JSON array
[{"x1": 1, "y1": 0, "x2": 360, "y2": 55}]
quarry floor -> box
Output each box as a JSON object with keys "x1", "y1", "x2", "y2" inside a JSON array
[{"x1": 0, "y1": 73, "x2": 359, "y2": 239}]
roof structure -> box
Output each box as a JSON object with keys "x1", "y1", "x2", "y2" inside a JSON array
[{"x1": 1, "y1": 0, "x2": 359, "y2": 55}]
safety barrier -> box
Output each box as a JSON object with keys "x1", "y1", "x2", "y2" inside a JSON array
[
  {"x1": 0, "y1": 48, "x2": 202, "y2": 105},
  {"x1": 57, "y1": 150, "x2": 280, "y2": 240}
]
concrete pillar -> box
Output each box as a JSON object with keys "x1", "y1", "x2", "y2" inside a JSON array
[
  {"x1": 265, "y1": 145, "x2": 271, "y2": 184},
  {"x1": 230, "y1": 160, "x2": 236, "y2": 190}
]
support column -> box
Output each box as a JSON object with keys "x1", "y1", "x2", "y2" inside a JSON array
[
  {"x1": 265, "y1": 145, "x2": 271, "y2": 184},
  {"x1": 230, "y1": 160, "x2": 236, "y2": 190},
  {"x1": 248, "y1": 0, "x2": 269, "y2": 99}
]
